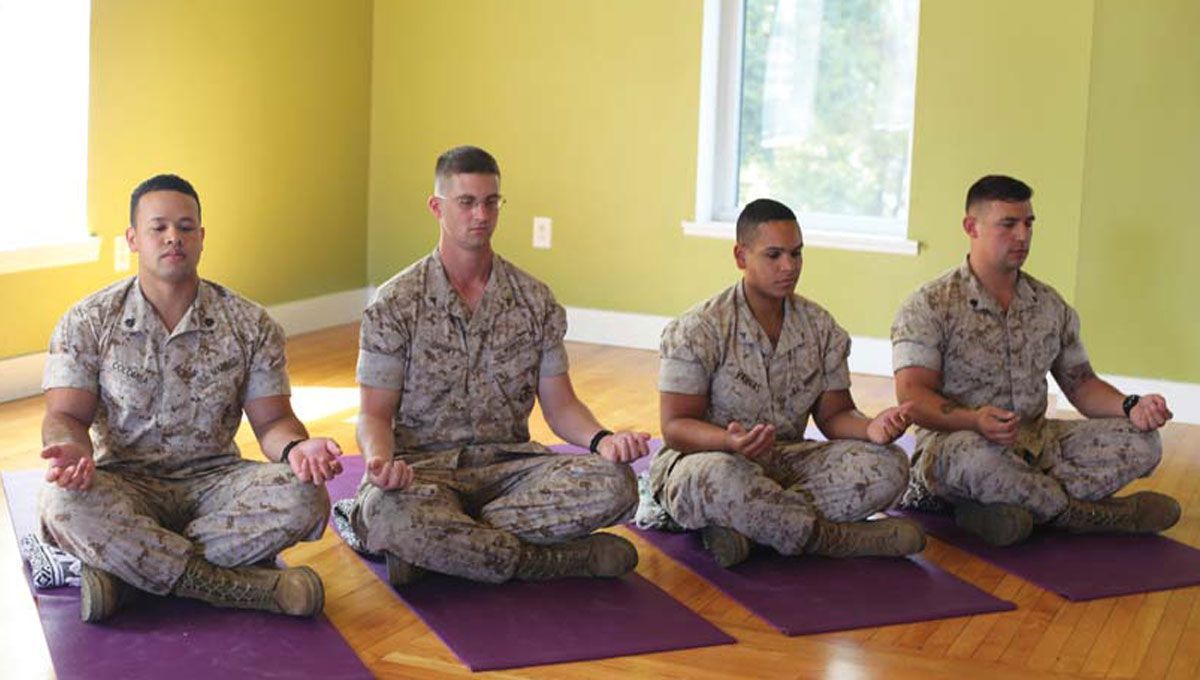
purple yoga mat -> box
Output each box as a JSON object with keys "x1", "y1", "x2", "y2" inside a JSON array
[
  {"x1": 895, "y1": 509, "x2": 1200, "y2": 601},
  {"x1": 329, "y1": 453, "x2": 732, "y2": 672},
  {"x1": 1, "y1": 470, "x2": 371, "y2": 680},
  {"x1": 630, "y1": 525, "x2": 1014, "y2": 635}
]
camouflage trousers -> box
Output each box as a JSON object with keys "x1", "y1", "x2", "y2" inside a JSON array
[
  {"x1": 353, "y1": 450, "x2": 637, "y2": 583},
  {"x1": 39, "y1": 460, "x2": 330, "y2": 594},
  {"x1": 652, "y1": 440, "x2": 909, "y2": 555},
  {"x1": 915, "y1": 418, "x2": 1162, "y2": 522}
]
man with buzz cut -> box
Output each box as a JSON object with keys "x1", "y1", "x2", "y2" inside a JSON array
[
  {"x1": 649, "y1": 198, "x2": 925, "y2": 569},
  {"x1": 353, "y1": 145, "x2": 650, "y2": 585},
  {"x1": 39, "y1": 173, "x2": 344, "y2": 623},
  {"x1": 892, "y1": 174, "x2": 1179, "y2": 546}
]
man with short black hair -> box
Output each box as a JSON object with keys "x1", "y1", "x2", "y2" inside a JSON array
[
  {"x1": 892, "y1": 174, "x2": 1178, "y2": 546},
  {"x1": 649, "y1": 198, "x2": 924, "y2": 569},
  {"x1": 354, "y1": 146, "x2": 649, "y2": 585},
  {"x1": 39, "y1": 174, "x2": 343, "y2": 622}
]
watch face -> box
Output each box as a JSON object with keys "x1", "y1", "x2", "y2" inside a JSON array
[{"x1": 1123, "y1": 394, "x2": 1140, "y2": 416}]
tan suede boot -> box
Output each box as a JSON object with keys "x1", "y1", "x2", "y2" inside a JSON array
[
  {"x1": 701, "y1": 525, "x2": 753, "y2": 568},
  {"x1": 805, "y1": 517, "x2": 925, "y2": 558},
  {"x1": 384, "y1": 551, "x2": 426, "y2": 588},
  {"x1": 80, "y1": 564, "x2": 138, "y2": 623},
  {"x1": 171, "y1": 557, "x2": 324, "y2": 617},
  {"x1": 954, "y1": 500, "x2": 1035, "y2": 547},
  {"x1": 515, "y1": 533, "x2": 638, "y2": 580},
  {"x1": 1051, "y1": 491, "x2": 1181, "y2": 534}
]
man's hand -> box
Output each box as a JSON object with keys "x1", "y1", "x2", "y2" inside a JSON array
[
  {"x1": 41, "y1": 442, "x2": 95, "y2": 491},
  {"x1": 866, "y1": 403, "x2": 914, "y2": 445},
  {"x1": 1130, "y1": 394, "x2": 1172, "y2": 432},
  {"x1": 726, "y1": 421, "x2": 776, "y2": 460},
  {"x1": 287, "y1": 438, "x2": 344, "y2": 485},
  {"x1": 975, "y1": 405, "x2": 1018, "y2": 446},
  {"x1": 595, "y1": 431, "x2": 652, "y2": 463},
  {"x1": 367, "y1": 455, "x2": 414, "y2": 491}
]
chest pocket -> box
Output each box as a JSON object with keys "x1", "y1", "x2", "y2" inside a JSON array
[
  {"x1": 98, "y1": 347, "x2": 160, "y2": 442},
  {"x1": 781, "y1": 344, "x2": 823, "y2": 428},
  {"x1": 401, "y1": 319, "x2": 467, "y2": 429},
  {"x1": 708, "y1": 344, "x2": 768, "y2": 428},
  {"x1": 189, "y1": 348, "x2": 246, "y2": 437},
  {"x1": 488, "y1": 312, "x2": 541, "y2": 412}
]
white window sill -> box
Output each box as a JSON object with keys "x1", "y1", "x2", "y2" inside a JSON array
[
  {"x1": 0, "y1": 236, "x2": 102, "y2": 275},
  {"x1": 682, "y1": 221, "x2": 919, "y2": 256}
]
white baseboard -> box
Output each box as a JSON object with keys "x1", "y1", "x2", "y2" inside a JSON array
[
  {"x1": 563, "y1": 305, "x2": 1200, "y2": 425},
  {"x1": 0, "y1": 287, "x2": 372, "y2": 404},
  {"x1": 564, "y1": 307, "x2": 671, "y2": 351},
  {"x1": 268, "y1": 287, "x2": 372, "y2": 337}
]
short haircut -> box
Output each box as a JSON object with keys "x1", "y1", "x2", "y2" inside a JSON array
[
  {"x1": 434, "y1": 146, "x2": 501, "y2": 192},
  {"x1": 130, "y1": 174, "x2": 201, "y2": 226},
  {"x1": 736, "y1": 198, "x2": 797, "y2": 244},
  {"x1": 965, "y1": 175, "x2": 1032, "y2": 212}
]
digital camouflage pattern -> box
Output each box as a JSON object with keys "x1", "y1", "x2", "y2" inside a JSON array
[
  {"x1": 651, "y1": 282, "x2": 909, "y2": 551},
  {"x1": 892, "y1": 259, "x2": 1161, "y2": 520},
  {"x1": 38, "y1": 277, "x2": 328, "y2": 592},
  {"x1": 354, "y1": 252, "x2": 637, "y2": 581}
]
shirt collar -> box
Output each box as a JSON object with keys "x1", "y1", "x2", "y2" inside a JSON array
[
  {"x1": 734, "y1": 281, "x2": 806, "y2": 354},
  {"x1": 119, "y1": 278, "x2": 216, "y2": 335},
  {"x1": 959, "y1": 256, "x2": 1038, "y2": 315},
  {"x1": 428, "y1": 249, "x2": 513, "y2": 324}
]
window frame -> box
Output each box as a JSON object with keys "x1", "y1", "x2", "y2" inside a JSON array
[{"x1": 683, "y1": 0, "x2": 920, "y2": 256}]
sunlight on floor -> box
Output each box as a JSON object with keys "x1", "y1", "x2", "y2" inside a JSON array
[{"x1": 288, "y1": 385, "x2": 360, "y2": 422}]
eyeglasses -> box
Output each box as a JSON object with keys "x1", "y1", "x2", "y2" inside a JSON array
[{"x1": 435, "y1": 194, "x2": 507, "y2": 212}]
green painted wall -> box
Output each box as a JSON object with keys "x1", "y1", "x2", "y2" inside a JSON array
[
  {"x1": 1075, "y1": 0, "x2": 1200, "y2": 382},
  {"x1": 0, "y1": 0, "x2": 372, "y2": 359},
  {"x1": 367, "y1": 0, "x2": 1095, "y2": 339},
  {"x1": 4, "y1": 0, "x2": 1195, "y2": 385}
]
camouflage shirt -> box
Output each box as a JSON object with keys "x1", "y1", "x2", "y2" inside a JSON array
[
  {"x1": 43, "y1": 277, "x2": 290, "y2": 479},
  {"x1": 659, "y1": 282, "x2": 852, "y2": 439},
  {"x1": 357, "y1": 251, "x2": 569, "y2": 463},
  {"x1": 891, "y1": 258, "x2": 1090, "y2": 448}
]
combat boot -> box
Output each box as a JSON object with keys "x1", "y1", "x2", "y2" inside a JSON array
[
  {"x1": 384, "y1": 550, "x2": 426, "y2": 588},
  {"x1": 954, "y1": 500, "x2": 1034, "y2": 546},
  {"x1": 171, "y1": 556, "x2": 324, "y2": 617},
  {"x1": 80, "y1": 564, "x2": 138, "y2": 623},
  {"x1": 1051, "y1": 491, "x2": 1181, "y2": 534},
  {"x1": 701, "y1": 525, "x2": 752, "y2": 568},
  {"x1": 515, "y1": 533, "x2": 638, "y2": 580},
  {"x1": 805, "y1": 517, "x2": 925, "y2": 558}
]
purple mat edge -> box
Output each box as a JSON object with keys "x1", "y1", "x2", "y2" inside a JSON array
[
  {"x1": 630, "y1": 525, "x2": 1014, "y2": 636},
  {"x1": 355, "y1": 557, "x2": 735, "y2": 672},
  {"x1": 329, "y1": 454, "x2": 734, "y2": 672},
  {"x1": 0, "y1": 469, "x2": 372, "y2": 680},
  {"x1": 895, "y1": 509, "x2": 1200, "y2": 602}
]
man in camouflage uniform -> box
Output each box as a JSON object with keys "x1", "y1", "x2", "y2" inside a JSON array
[
  {"x1": 892, "y1": 174, "x2": 1179, "y2": 546},
  {"x1": 353, "y1": 146, "x2": 649, "y2": 585},
  {"x1": 39, "y1": 174, "x2": 344, "y2": 623},
  {"x1": 650, "y1": 198, "x2": 924, "y2": 569}
]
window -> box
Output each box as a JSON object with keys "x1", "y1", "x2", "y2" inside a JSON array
[
  {"x1": 687, "y1": 0, "x2": 920, "y2": 254},
  {"x1": 0, "y1": 0, "x2": 97, "y2": 273}
]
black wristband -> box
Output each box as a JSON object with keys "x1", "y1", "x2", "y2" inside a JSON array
[
  {"x1": 1122, "y1": 394, "x2": 1141, "y2": 418},
  {"x1": 281, "y1": 438, "x2": 306, "y2": 464},
  {"x1": 588, "y1": 429, "x2": 613, "y2": 454}
]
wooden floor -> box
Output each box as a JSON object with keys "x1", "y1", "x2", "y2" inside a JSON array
[{"x1": 2, "y1": 323, "x2": 1199, "y2": 679}]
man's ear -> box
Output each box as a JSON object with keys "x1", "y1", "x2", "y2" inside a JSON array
[
  {"x1": 734, "y1": 242, "x2": 748, "y2": 270},
  {"x1": 427, "y1": 194, "x2": 442, "y2": 219},
  {"x1": 962, "y1": 214, "x2": 978, "y2": 238}
]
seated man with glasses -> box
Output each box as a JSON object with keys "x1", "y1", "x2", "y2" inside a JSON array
[{"x1": 351, "y1": 145, "x2": 650, "y2": 585}]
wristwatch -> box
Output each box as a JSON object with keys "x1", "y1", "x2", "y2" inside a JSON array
[{"x1": 1122, "y1": 394, "x2": 1141, "y2": 418}]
